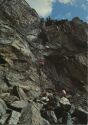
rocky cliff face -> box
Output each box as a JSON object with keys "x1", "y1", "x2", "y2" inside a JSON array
[{"x1": 0, "y1": 0, "x2": 88, "y2": 125}]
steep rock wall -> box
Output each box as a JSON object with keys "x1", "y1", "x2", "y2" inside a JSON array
[{"x1": 0, "y1": 0, "x2": 88, "y2": 125}]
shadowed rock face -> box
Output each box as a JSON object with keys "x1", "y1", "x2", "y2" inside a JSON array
[{"x1": 0, "y1": 0, "x2": 88, "y2": 125}]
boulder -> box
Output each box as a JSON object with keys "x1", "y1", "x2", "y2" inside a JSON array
[
  {"x1": 60, "y1": 97, "x2": 71, "y2": 106},
  {"x1": 0, "y1": 114, "x2": 9, "y2": 125},
  {"x1": 11, "y1": 100, "x2": 28, "y2": 109},
  {"x1": 8, "y1": 111, "x2": 21, "y2": 125}
]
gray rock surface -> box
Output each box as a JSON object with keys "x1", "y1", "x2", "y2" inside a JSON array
[
  {"x1": 0, "y1": 98, "x2": 7, "y2": 117},
  {"x1": 11, "y1": 100, "x2": 28, "y2": 109},
  {"x1": 18, "y1": 102, "x2": 50, "y2": 125},
  {"x1": 0, "y1": 0, "x2": 87, "y2": 125},
  {"x1": 8, "y1": 111, "x2": 21, "y2": 125}
]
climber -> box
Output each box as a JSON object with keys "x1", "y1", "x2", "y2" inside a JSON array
[
  {"x1": 59, "y1": 90, "x2": 72, "y2": 124},
  {"x1": 41, "y1": 92, "x2": 58, "y2": 124}
]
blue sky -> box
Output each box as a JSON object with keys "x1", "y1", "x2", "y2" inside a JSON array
[{"x1": 26, "y1": 0, "x2": 88, "y2": 22}]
